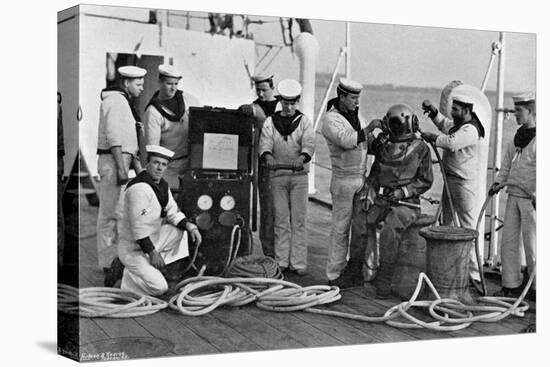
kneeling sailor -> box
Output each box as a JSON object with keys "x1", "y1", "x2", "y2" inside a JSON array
[{"x1": 116, "y1": 145, "x2": 202, "y2": 296}]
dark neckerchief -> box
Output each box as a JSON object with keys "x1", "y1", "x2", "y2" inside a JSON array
[
  {"x1": 101, "y1": 86, "x2": 141, "y2": 122},
  {"x1": 126, "y1": 171, "x2": 170, "y2": 217},
  {"x1": 448, "y1": 112, "x2": 485, "y2": 138},
  {"x1": 146, "y1": 90, "x2": 185, "y2": 122},
  {"x1": 272, "y1": 111, "x2": 303, "y2": 141},
  {"x1": 327, "y1": 97, "x2": 361, "y2": 132},
  {"x1": 254, "y1": 98, "x2": 279, "y2": 118},
  {"x1": 514, "y1": 125, "x2": 536, "y2": 149}
]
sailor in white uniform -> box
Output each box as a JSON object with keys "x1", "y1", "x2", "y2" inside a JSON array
[{"x1": 116, "y1": 145, "x2": 202, "y2": 296}]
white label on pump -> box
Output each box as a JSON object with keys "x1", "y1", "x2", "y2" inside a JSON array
[{"x1": 202, "y1": 133, "x2": 239, "y2": 170}]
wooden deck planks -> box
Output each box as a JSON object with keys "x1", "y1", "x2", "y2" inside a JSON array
[
  {"x1": 79, "y1": 318, "x2": 110, "y2": 344},
  {"x1": 209, "y1": 307, "x2": 307, "y2": 351},
  {"x1": 245, "y1": 306, "x2": 345, "y2": 348},
  {"x1": 164, "y1": 310, "x2": 263, "y2": 353},
  {"x1": 134, "y1": 312, "x2": 219, "y2": 355}
]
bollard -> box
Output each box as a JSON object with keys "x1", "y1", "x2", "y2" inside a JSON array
[
  {"x1": 419, "y1": 226, "x2": 478, "y2": 303},
  {"x1": 391, "y1": 214, "x2": 436, "y2": 300}
]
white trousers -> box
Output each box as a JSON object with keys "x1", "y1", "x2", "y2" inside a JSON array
[
  {"x1": 501, "y1": 195, "x2": 536, "y2": 289},
  {"x1": 442, "y1": 176, "x2": 483, "y2": 280},
  {"x1": 96, "y1": 154, "x2": 132, "y2": 269},
  {"x1": 326, "y1": 175, "x2": 364, "y2": 280},
  {"x1": 271, "y1": 174, "x2": 308, "y2": 271},
  {"x1": 118, "y1": 224, "x2": 188, "y2": 296}
]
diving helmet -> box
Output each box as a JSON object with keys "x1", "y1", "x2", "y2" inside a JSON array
[{"x1": 383, "y1": 104, "x2": 419, "y2": 141}]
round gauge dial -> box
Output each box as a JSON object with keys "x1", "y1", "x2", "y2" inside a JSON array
[
  {"x1": 220, "y1": 195, "x2": 236, "y2": 211},
  {"x1": 197, "y1": 194, "x2": 213, "y2": 210}
]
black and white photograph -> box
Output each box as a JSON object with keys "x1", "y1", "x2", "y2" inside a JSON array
[{"x1": 5, "y1": 0, "x2": 547, "y2": 366}]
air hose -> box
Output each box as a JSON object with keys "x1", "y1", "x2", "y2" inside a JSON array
[
  {"x1": 219, "y1": 224, "x2": 242, "y2": 276},
  {"x1": 418, "y1": 130, "x2": 460, "y2": 227}
]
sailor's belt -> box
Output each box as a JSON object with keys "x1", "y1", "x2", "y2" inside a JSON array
[{"x1": 97, "y1": 149, "x2": 135, "y2": 156}]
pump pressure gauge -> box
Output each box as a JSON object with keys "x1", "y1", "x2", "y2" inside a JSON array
[
  {"x1": 220, "y1": 195, "x2": 236, "y2": 211},
  {"x1": 197, "y1": 194, "x2": 213, "y2": 210}
]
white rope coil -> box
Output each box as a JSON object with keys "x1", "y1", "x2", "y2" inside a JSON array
[
  {"x1": 58, "y1": 284, "x2": 168, "y2": 318},
  {"x1": 169, "y1": 276, "x2": 341, "y2": 316},
  {"x1": 169, "y1": 270, "x2": 534, "y2": 332}
]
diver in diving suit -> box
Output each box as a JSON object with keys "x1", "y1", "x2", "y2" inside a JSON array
[{"x1": 362, "y1": 104, "x2": 433, "y2": 298}]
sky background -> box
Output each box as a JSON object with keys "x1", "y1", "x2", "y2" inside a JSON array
[
  {"x1": 248, "y1": 17, "x2": 536, "y2": 93},
  {"x1": 3, "y1": 1, "x2": 547, "y2": 367}
]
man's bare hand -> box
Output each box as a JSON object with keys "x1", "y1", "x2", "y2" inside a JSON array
[{"x1": 149, "y1": 250, "x2": 165, "y2": 270}]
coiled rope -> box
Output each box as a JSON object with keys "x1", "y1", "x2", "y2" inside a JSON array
[
  {"x1": 168, "y1": 269, "x2": 534, "y2": 331},
  {"x1": 225, "y1": 255, "x2": 284, "y2": 279},
  {"x1": 169, "y1": 276, "x2": 341, "y2": 316},
  {"x1": 58, "y1": 284, "x2": 168, "y2": 318}
]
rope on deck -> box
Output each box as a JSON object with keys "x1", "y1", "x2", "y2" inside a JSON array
[
  {"x1": 169, "y1": 270, "x2": 534, "y2": 331},
  {"x1": 58, "y1": 284, "x2": 168, "y2": 318}
]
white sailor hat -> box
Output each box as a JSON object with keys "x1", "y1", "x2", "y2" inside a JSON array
[
  {"x1": 337, "y1": 78, "x2": 363, "y2": 95},
  {"x1": 158, "y1": 64, "x2": 183, "y2": 79},
  {"x1": 118, "y1": 65, "x2": 147, "y2": 79},
  {"x1": 251, "y1": 73, "x2": 274, "y2": 84},
  {"x1": 146, "y1": 145, "x2": 175, "y2": 160},
  {"x1": 452, "y1": 91, "x2": 476, "y2": 107},
  {"x1": 513, "y1": 91, "x2": 535, "y2": 105},
  {"x1": 277, "y1": 79, "x2": 302, "y2": 101}
]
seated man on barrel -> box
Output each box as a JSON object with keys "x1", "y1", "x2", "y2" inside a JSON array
[
  {"x1": 116, "y1": 145, "x2": 202, "y2": 296},
  {"x1": 362, "y1": 104, "x2": 433, "y2": 298}
]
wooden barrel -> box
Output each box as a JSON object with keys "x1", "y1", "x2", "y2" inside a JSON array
[
  {"x1": 420, "y1": 226, "x2": 478, "y2": 303},
  {"x1": 391, "y1": 214, "x2": 436, "y2": 300}
]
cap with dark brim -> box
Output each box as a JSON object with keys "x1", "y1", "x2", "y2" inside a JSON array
[
  {"x1": 277, "y1": 79, "x2": 302, "y2": 101},
  {"x1": 513, "y1": 91, "x2": 535, "y2": 105},
  {"x1": 252, "y1": 74, "x2": 274, "y2": 84},
  {"x1": 337, "y1": 78, "x2": 363, "y2": 95},
  {"x1": 158, "y1": 64, "x2": 183, "y2": 79},
  {"x1": 118, "y1": 65, "x2": 147, "y2": 78}
]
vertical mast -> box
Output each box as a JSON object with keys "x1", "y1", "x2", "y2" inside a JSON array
[{"x1": 490, "y1": 32, "x2": 506, "y2": 266}]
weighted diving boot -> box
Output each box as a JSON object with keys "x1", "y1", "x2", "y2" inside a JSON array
[
  {"x1": 373, "y1": 264, "x2": 393, "y2": 299},
  {"x1": 328, "y1": 260, "x2": 364, "y2": 289}
]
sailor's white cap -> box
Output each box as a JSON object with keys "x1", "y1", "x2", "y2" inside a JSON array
[
  {"x1": 513, "y1": 91, "x2": 535, "y2": 105},
  {"x1": 251, "y1": 73, "x2": 274, "y2": 84},
  {"x1": 146, "y1": 145, "x2": 175, "y2": 160},
  {"x1": 337, "y1": 78, "x2": 363, "y2": 95},
  {"x1": 452, "y1": 91, "x2": 476, "y2": 107},
  {"x1": 118, "y1": 65, "x2": 147, "y2": 79},
  {"x1": 158, "y1": 64, "x2": 182, "y2": 79},
  {"x1": 277, "y1": 79, "x2": 302, "y2": 101}
]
